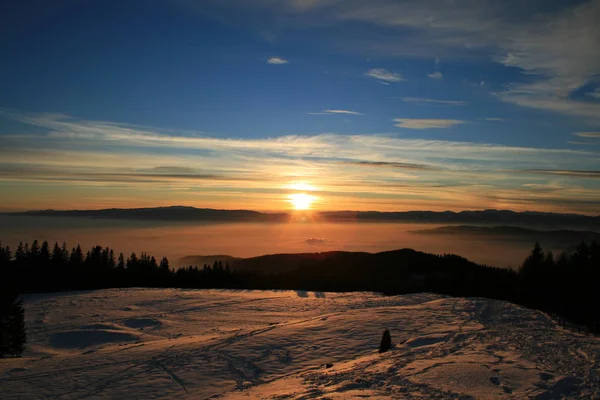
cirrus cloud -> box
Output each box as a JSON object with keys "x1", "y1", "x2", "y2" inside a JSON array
[
  {"x1": 267, "y1": 56, "x2": 288, "y2": 64},
  {"x1": 396, "y1": 97, "x2": 466, "y2": 106},
  {"x1": 365, "y1": 68, "x2": 403, "y2": 82},
  {"x1": 573, "y1": 132, "x2": 600, "y2": 138},
  {"x1": 393, "y1": 118, "x2": 466, "y2": 129},
  {"x1": 308, "y1": 109, "x2": 364, "y2": 115}
]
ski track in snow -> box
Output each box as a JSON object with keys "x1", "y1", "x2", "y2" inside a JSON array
[{"x1": 0, "y1": 288, "x2": 598, "y2": 399}]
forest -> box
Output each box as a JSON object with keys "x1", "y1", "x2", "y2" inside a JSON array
[{"x1": 1, "y1": 239, "x2": 599, "y2": 357}]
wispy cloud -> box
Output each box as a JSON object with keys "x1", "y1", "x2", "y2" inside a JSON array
[
  {"x1": 567, "y1": 141, "x2": 599, "y2": 146},
  {"x1": 573, "y1": 132, "x2": 600, "y2": 138},
  {"x1": 393, "y1": 118, "x2": 466, "y2": 129},
  {"x1": 484, "y1": 118, "x2": 506, "y2": 122},
  {"x1": 524, "y1": 169, "x2": 600, "y2": 179},
  {"x1": 267, "y1": 56, "x2": 288, "y2": 64},
  {"x1": 309, "y1": 109, "x2": 364, "y2": 115},
  {"x1": 396, "y1": 97, "x2": 466, "y2": 106},
  {"x1": 365, "y1": 68, "x2": 403, "y2": 82},
  {"x1": 323, "y1": 109, "x2": 363, "y2": 115},
  {"x1": 376, "y1": 80, "x2": 390, "y2": 86},
  {"x1": 428, "y1": 71, "x2": 442, "y2": 79},
  {"x1": 586, "y1": 88, "x2": 600, "y2": 99},
  {"x1": 340, "y1": 160, "x2": 438, "y2": 171}
]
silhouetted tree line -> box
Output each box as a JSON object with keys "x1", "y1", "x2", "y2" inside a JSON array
[
  {"x1": 0, "y1": 239, "x2": 599, "y2": 357},
  {"x1": 517, "y1": 241, "x2": 600, "y2": 332}
]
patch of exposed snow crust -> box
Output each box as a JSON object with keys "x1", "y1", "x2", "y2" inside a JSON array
[{"x1": 0, "y1": 289, "x2": 598, "y2": 399}]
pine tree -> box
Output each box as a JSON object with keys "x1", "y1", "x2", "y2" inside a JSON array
[
  {"x1": 127, "y1": 252, "x2": 138, "y2": 270},
  {"x1": 30, "y1": 240, "x2": 40, "y2": 259},
  {"x1": 15, "y1": 242, "x2": 25, "y2": 263},
  {"x1": 108, "y1": 249, "x2": 116, "y2": 269},
  {"x1": 159, "y1": 257, "x2": 170, "y2": 272},
  {"x1": 40, "y1": 241, "x2": 51, "y2": 263},
  {"x1": 61, "y1": 242, "x2": 69, "y2": 260},
  {"x1": 0, "y1": 243, "x2": 11, "y2": 269},
  {"x1": 0, "y1": 292, "x2": 27, "y2": 358},
  {"x1": 52, "y1": 242, "x2": 63, "y2": 264},
  {"x1": 117, "y1": 253, "x2": 125, "y2": 270},
  {"x1": 379, "y1": 328, "x2": 392, "y2": 353},
  {"x1": 70, "y1": 245, "x2": 84, "y2": 267},
  {"x1": 521, "y1": 242, "x2": 545, "y2": 276}
]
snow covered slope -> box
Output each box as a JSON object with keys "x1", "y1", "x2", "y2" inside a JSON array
[{"x1": 0, "y1": 289, "x2": 598, "y2": 399}]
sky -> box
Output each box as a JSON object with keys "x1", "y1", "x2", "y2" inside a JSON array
[{"x1": 1, "y1": 0, "x2": 599, "y2": 213}]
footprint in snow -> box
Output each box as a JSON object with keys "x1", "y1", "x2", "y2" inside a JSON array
[
  {"x1": 539, "y1": 372, "x2": 554, "y2": 381},
  {"x1": 489, "y1": 376, "x2": 500, "y2": 386},
  {"x1": 5, "y1": 368, "x2": 28, "y2": 377},
  {"x1": 502, "y1": 386, "x2": 513, "y2": 394}
]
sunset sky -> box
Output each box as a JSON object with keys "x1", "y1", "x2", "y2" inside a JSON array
[{"x1": 1, "y1": 0, "x2": 599, "y2": 213}]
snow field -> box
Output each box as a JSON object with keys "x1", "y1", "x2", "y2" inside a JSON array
[{"x1": 0, "y1": 288, "x2": 598, "y2": 399}]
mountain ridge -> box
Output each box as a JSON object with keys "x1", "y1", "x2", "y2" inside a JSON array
[{"x1": 5, "y1": 206, "x2": 600, "y2": 227}]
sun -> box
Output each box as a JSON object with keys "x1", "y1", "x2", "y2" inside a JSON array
[{"x1": 288, "y1": 193, "x2": 316, "y2": 210}]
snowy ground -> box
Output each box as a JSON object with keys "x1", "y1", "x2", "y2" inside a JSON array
[{"x1": 1, "y1": 289, "x2": 598, "y2": 399}]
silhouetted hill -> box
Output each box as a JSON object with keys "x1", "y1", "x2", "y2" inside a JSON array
[
  {"x1": 413, "y1": 225, "x2": 600, "y2": 244},
  {"x1": 230, "y1": 251, "x2": 371, "y2": 273},
  {"x1": 230, "y1": 248, "x2": 510, "y2": 299},
  {"x1": 5, "y1": 206, "x2": 600, "y2": 228}
]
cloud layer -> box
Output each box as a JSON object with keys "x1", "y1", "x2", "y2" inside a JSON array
[{"x1": 1, "y1": 111, "x2": 599, "y2": 213}]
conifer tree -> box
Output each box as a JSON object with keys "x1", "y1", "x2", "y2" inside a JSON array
[{"x1": 0, "y1": 292, "x2": 26, "y2": 358}]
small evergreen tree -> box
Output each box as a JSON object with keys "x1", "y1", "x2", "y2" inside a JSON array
[
  {"x1": 520, "y1": 242, "x2": 544, "y2": 277},
  {"x1": 379, "y1": 328, "x2": 392, "y2": 353},
  {"x1": 0, "y1": 292, "x2": 27, "y2": 358}
]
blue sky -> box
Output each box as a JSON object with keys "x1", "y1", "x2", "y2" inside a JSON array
[{"x1": 1, "y1": 0, "x2": 599, "y2": 213}]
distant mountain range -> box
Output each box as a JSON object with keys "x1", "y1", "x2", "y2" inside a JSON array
[
  {"x1": 8, "y1": 206, "x2": 288, "y2": 222},
  {"x1": 413, "y1": 225, "x2": 600, "y2": 243},
  {"x1": 5, "y1": 206, "x2": 600, "y2": 228}
]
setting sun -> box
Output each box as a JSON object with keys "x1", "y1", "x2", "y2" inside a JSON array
[{"x1": 288, "y1": 193, "x2": 316, "y2": 210}]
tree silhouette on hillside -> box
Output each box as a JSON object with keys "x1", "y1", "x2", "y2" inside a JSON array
[{"x1": 0, "y1": 236, "x2": 599, "y2": 357}]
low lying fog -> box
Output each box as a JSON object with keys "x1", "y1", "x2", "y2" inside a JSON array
[{"x1": 0, "y1": 216, "x2": 559, "y2": 269}]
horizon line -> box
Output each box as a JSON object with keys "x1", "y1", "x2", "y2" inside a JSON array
[{"x1": 2, "y1": 205, "x2": 598, "y2": 218}]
